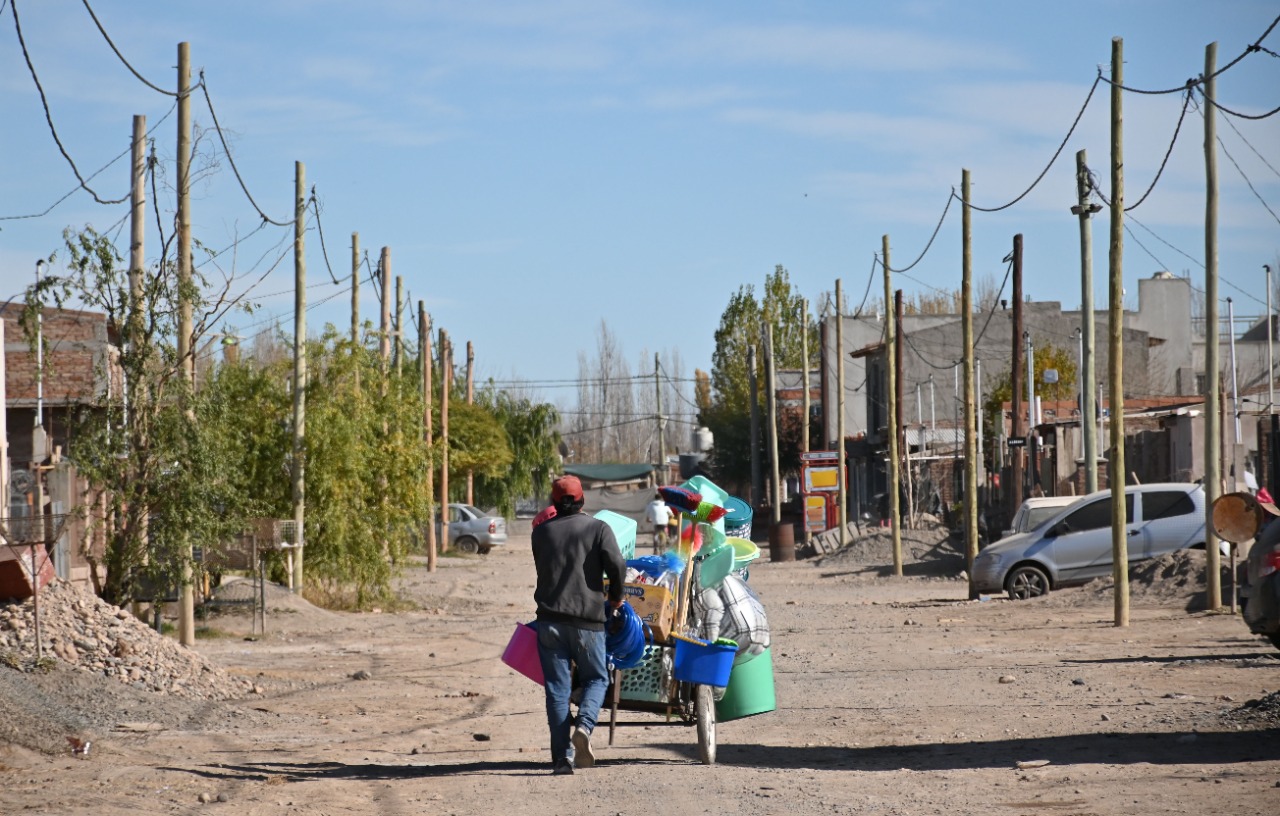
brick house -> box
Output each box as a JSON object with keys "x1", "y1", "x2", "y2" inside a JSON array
[{"x1": 2, "y1": 302, "x2": 120, "y2": 590}]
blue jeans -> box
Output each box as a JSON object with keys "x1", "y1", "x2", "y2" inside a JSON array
[{"x1": 536, "y1": 620, "x2": 609, "y2": 765}]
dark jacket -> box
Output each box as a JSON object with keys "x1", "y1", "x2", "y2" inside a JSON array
[{"x1": 532, "y1": 511, "x2": 626, "y2": 631}]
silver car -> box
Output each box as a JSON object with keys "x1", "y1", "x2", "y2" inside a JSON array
[
  {"x1": 973, "y1": 483, "x2": 1207, "y2": 600},
  {"x1": 437, "y1": 503, "x2": 508, "y2": 555}
]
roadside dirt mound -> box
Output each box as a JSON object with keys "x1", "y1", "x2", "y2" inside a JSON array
[
  {"x1": 1045, "y1": 549, "x2": 1220, "y2": 608},
  {"x1": 814, "y1": 519, "x2": 965, "y2": 577},
  {"x1": 0, "y1": 579, "x2": 258, "y2": 754}
]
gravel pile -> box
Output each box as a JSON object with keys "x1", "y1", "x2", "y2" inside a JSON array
[
  {"x1": 1219, "y1": 690, "x2": 1280, "y2": 727},
  {"x1": 0, "y1": 579, "x2": 253, "y2": 700}
]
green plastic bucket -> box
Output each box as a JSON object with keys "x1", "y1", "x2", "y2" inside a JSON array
[{"x1": 715, "y1": 647, "x2": 776, "y2": 722}]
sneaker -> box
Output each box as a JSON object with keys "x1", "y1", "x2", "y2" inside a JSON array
[
  {"x1": 552, "y1": 760, "x2": 574, "y2": 776},
  {"x1": 571, "y1": 728, "x2": 595, "y2": 768}
]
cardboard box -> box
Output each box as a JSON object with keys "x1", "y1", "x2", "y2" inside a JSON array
[{"x1": 620, "y1": 582, "x2": 676, "y2": 641}]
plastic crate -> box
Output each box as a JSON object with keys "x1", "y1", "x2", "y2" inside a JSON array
[{"x1": 617, "y1": 645, "x2": 670, "y2": 702}]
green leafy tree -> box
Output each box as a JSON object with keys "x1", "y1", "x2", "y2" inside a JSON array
[
  {"x1": 705, "y1": 265, "x2": 817, "y2": 491},
  {"x1": 982, "y1": 342, "x2": 1078, "y2": 446},
  {"x1": 473, "y1": 390, "x2": 560, "y2": 517},
  {"x1": 24, "y1": 226, "x2": 249, "y2": 604}
]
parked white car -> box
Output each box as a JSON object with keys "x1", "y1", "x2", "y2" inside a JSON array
[{"x1": 973, "y1": 483, "x2": 1208, "y2": 600}]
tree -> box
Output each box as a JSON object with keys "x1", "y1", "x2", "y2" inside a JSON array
[
  {"x1": 982, "y1": 341, "x2": 1079, "y2": 445},
  {"x1": 23, "y1": 226, "x2": 251, "y2": 604},
  {"x1": 704, "y1": 265, "x2": 817, "y2": 492},
  {"x1": 473, "y1": 390, "x2": 560, "y2": 516}
]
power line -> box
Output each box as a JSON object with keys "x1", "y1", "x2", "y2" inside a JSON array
[
  {"x1": 0, "y1": 102, "x2": 177, "y2": 222},
  {"x1": 10, "y1": 0, "x2": 129, "y2": 205},
  {"x1": 80, "y1": 0, "x2": 178, "y2": 96},
  {"x1": 885, "y1": 188, "x2": 954, "y2": 273},
  {"x1": 309, "y1": 189, "x2": 341, "y2": 284},
  {"x1": 1123, "y1": 88, "x2": 1192, "y2": 212},
  {"x1": 1191, "y1": 92, "x2": 1280, "y2": 229},
  {"x1": 1216, "y1": 99, "x2": 1280, "y2": 180},
  {"x1": 197, "y1": 70, "x2": 292, "y2": 227},
  {"x1": 852, "y1": 253, "x2": 877, "y2": 317},
  {"x1": 957, "y1": 74, "x2": 1100, "y2": 213}
]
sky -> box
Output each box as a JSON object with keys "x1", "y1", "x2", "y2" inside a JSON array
[{"x1": 1, "y1": 1, "x2": 1278, "y2": 413}]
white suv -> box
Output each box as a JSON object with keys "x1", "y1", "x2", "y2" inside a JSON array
[{"x1": 973, "y1": 483, "x2": 1207, "y2": 600}]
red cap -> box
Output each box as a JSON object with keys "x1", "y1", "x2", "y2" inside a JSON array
[{"x1": 551, "y1": 475, "x2": 584, "y2": 503}]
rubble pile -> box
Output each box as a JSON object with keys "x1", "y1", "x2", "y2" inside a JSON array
[{"x1": 0, "y1": 579, "x2": 252, "y2": 700}]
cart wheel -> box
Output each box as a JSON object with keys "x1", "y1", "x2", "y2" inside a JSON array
[{"x1": 695, "y1": 684, "x2": 716, "y2": 765}]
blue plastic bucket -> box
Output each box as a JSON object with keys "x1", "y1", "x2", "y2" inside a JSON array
[
  {"x1": 723, "y1": 495, "x2": 753, "y2": 539},
  {"x1": 671, "y1": 635, "x2": 735, "y2": 687}
]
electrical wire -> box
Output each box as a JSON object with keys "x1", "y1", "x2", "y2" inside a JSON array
[
  {"x1": 1095, "y1": 13, "x2": 1280, "y2": 95},
  {"x1": 957, "y1": 74, "x2": 1100, "y2": 213},
  {"x1": 852, "y1": 253, "x2": 878, "y2": 318},
  {"x1": 1190, "y1": 92, "x2": 1280, "y2": 228},
  {"x1": 1217, "y1": 100, "x2": 1280, "y2": 180},
  {"x1": 197, "y1": 70, "x2": 292, "y2": 227},
  {"x1": 884, "y1": 188, "x2": 954, "y2": 273},
  {"x1": 309, "y1": 189, "x2": 341, "y2": 284},
  {"x1": 0, "y1": 102, "x2": 176, "y2": 222},
  {"x1": 1123, "y1": 88, "x2": 1192, "y2": 212},
  {"x1": 10, "y1": 0, "x2": 128, "y2": 205},
  {"x1": 80, "y1": 0, "x2": 178, "y2": 96}
]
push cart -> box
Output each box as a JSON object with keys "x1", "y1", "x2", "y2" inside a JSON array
[{"x1": 602, "y1": 548, "x2": 722, "y2": 765}]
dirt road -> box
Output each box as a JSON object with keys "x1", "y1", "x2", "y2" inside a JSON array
[{"x1": 2, "y1": 534, "x2": 1278, "y2": 815}]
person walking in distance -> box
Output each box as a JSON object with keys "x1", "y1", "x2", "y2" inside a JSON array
[
  {"x1": 532, "y1": 475, "x2": 626, "y2": 774},
  {"x1": 644, "y1": 492, "x2": 673, "y2": 553}
]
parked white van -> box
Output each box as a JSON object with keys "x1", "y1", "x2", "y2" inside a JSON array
[
  {"x1": 1001, "y1": 495, "x2": 1081, "y2": 539},
  {"x1": 973, "y1": 483, "x2": 1207, "y2": 600}
]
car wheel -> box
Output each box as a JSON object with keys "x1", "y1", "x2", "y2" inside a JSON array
[
  {"x1": 1005, "y1": 564, "x2": 1051, "y2": 600},
  {"x1": 454, "y1": 536, "x2": 480, "y2": 555},
  {"x1": 1269, "y1": 633, "x2": 1280, "y2": 652}
]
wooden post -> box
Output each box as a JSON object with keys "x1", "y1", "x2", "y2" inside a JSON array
[
  {"x1": 748, "y1": 345, "x2": 761, "y2": 508},
  {"x1": 655, "y1": 352, "x2": 665, "y2": 481},
  {"x1": 801, "y1": 298, "x2": 811, "y2": 550},
  {"x1": 394, "y1": 275, "x2": 404, "y2": 377},
  {"x1": 466, "y1": 340, "x2": 475, "y2": 505},
  {"x1": 896, "y1": 290, "x2": 912, "y2": 533},
  {"x1": 883, "y1": 238, "x2": 901, "y2": 573},
  {"x1": 379, "y1": 248, "x2": 392, "y2": 373},
  {"x1": 420, "y1": 302, "x2": 436, "y2": 571},
  {"x1": 961, "y1": 169, "x2": 979, "y2": 584},
  {"x1": 1108, "y1": 37, "x2": 1129, "y2": 627},
  {"x1": 1076, "y1": 150, "x2": 1099, "y2": 494},
  {"x1": 351, "y1": 233, "x2": 360, "y2": 346},
  {"x1": 1011, "y1": 234, "x2": 1024, "y2": 513},
  {"x1": 1203, "y1": 41, "x2": 1223, "y2": 610},
  {"x1": 176, "y1": 44, "x2": 197, "y2": 645},
  {"x1": 765, "y1": 324, "x2": 781, "y2": 526},
  {"x1": 835, "y1": 279, "x2": 848, "y2": 547},
  {"x1": 439, "y1": 330, "x2": 451, "y2": 551},
  {"x1": 287, "y1": 160, "x2": 308, "y2": 595}
]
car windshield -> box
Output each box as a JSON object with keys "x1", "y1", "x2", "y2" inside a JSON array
[{"x1": 1028, "y1": 506, "x2": 1069, "y2": 530}]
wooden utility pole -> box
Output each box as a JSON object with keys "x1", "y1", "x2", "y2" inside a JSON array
[
  {"x1": 1109, "y1": 37, "x2": 1129, "y2": 627},
  {"x1": 439, "y1": 330, "x2": 451, "y2": 551},
  {"x1": 351, "y1": 232, "x2": 360, "y2": 345},
  {"x1": 379, "y1": 248, "x2": 392, "y2": 372},
  {"x1": 835, "y1": 279, "x2": 848, "y2": 547},
  {"x1": 129, "y1": 114, "x2": 146, "y2": 356},
  {"x1": 895, "y1": 290, "x2": 912, "y2": 533},
  {"x1": 748, "y1": 345, "x2": 761, "y2": 508},
  {"x1": 801, "y1": 298, "x2": 811, "y2": 551},
  {"x1": 1075, "y1": 150, "x2": 1100, "y2": 494},
  {"x1": 961, "y1": 169, "x2": 979, "y2": 582},
  {"x1": 1011, "y1": 234, "x2": 1025, "y2": 514},
  {"x1": 420, "y1": 302, "x2": 437, "y2": 571},
  {"x1": 176, "y1": 43, "x2": 196, "y2": 646},
  {"x1": 882, "y1": 238, "x2": 901, "y2": 573},
  {"x1": 290, "y1": 161, "x2": 308, "y2": 595},
  {"x1": 1203, "y1": 41, "x2": 1223, "y2": 609},
  {"x1": 765, "y1": 324, "x2": 781, "y2": 526},
  {"x1": 466, "y1": 340, "x2": 475, "y2": 505},
  {"x1": 394, "y1": 275, "x2": 404, "y2": 376},
  {"x1": 655, "y1": 352, "x2": 666, "y2": 480}
]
